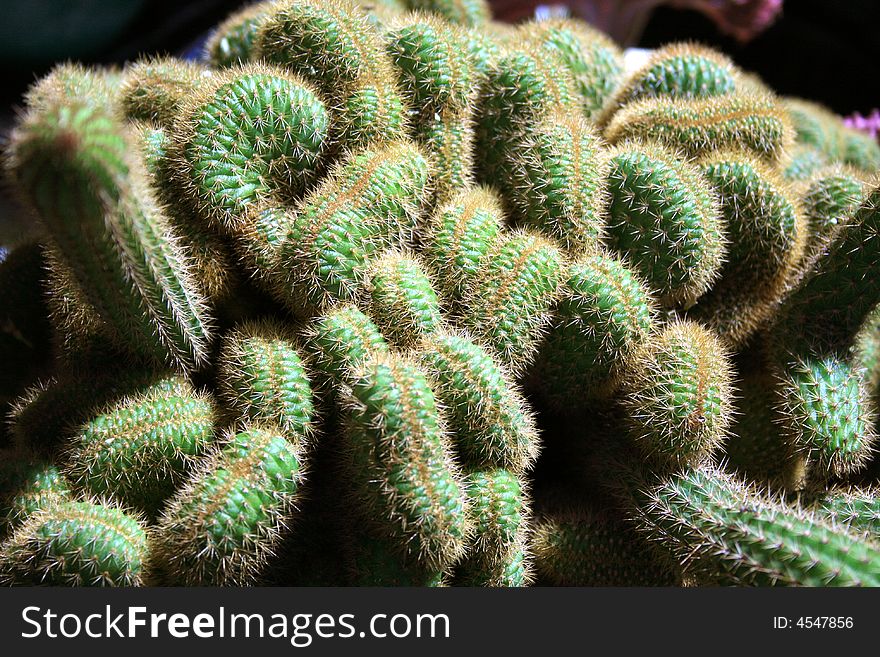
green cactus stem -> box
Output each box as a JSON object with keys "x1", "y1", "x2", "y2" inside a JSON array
[
  {"x1": 0, "y1": 500, "x2": 149, "y2": 586},
  {"x1": 154, "y1": 425, "x2": 305, "y2": 586},
  {"x1": 120, "y1": 57, "x2": 212, "y2": 129}
]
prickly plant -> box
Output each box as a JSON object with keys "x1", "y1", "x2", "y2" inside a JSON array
[
  {"x1": 605, "y1": 94, "x2": 794, "y2": 164},
  {"x1": 619, "y1": 320, "x2": 734, "y2": 470},
  {"x1": 154, "y1": 424, "x2": 305, "y2": 586},
  {"x1": 254, "y1": 0, "x2": 408, "y2": 149},
  {"x1": 62, "y1": 375, "x2": 216, "y2": 515},
  {"x1": 8, "y1": 98, "x2": 215, "y2": 371},
  {"x1": 207, "y1": 1, "x2": 274, "y2": 67},
  {"x1": 364, "y1": 250, "x2": 443, "y2": 348},
  {"x1": 808, "y1": 487, "x2": 880, "y2": 539},
  {"x1": 416, "y1": 331, "x2": 539, "y2": 472},
  {"x1": 632, "y1": 462, "x2": 880, "y2": 586},
  {"x1": 799, "y1": 165, "x2": 867, "y2": 265},
  {"x1": 420, "y1": 186, "x2": 503, "y2": 305},
  {"x1": 120, "y1": 57, "x2": 212, "y2": 129},
  {"x1": 460, "y1": 229, "x2": 564, "y2": 375},
  {"x1": 603, "y1": 142, "x2": 724, "y2": 308},
  {"x1": 690, "y1": 151, "x2": 805, "y2": 345},
  {"x1": 342, "y1": 352, "x2": 469, "y2": 570},
  {"x1": 535, "y1": 251, "x2": 656, "y2": 406},
  {"x1": 170, "y1": 63, "x2": 330, "y2": 233},
  {"x1": 217, "y1": 319, "x2": 316, "y2": 438},
  {"x1": 0, "y1": 499, "x2": 149, "y2": 586},
  {"x1": 0, "y1": 460, "x2": 70, "y2": 535}
]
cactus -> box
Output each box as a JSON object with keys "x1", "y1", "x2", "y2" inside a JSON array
[
  {"x1": 603, "y1": 143, "x2": 724, "y2": 308},
  {"x1": 0, "y1": 500, "x2": 149, "y2": 586},
  {"x1": 690, "y1": 151, "x2": 805, "y2": 345},
  {"x1": 63, "y1": 375, "x2": 216, "y2": 515},
  {"x1": 536, "y1": 251, "x2": 656, "y2": 406},
  {"x1": 254, "y1": 0, "x2": 408, "y2": 149},
  {"x1": 268, "y1": 140, "x2": 430, "y2": 314},
  {"x1": 499, "y1": 112, "x2": 608, "y2": 253},
  {"x1": 170, "y1": 63, "x2": 330, "y2": 233},
  {"x1": 605, "y1": 94, "x2": 794, "y2": 164},
  {"x1": 403, "y1": 0, "x2": 489, "y2": 27},
  {"x1": 776, "y1": 355, "x2": 876, "y2": 479},
  {"x1": 620, "y1": 321, "x2": 734, "y2": 470},
  {"x1": 420, "y1": 186, "x2": 503, "y2": 304},
  {"x1": 207, "y1": 1, "x2": 274, "y2": 67},
  {"x1": 808, "y1": 487, "x2": 880, "y2": 539},
  {"x1": 303, "y1": 303, "x2": 390, "y2": 393},
  {"x1": 783, "y1": 144, "x2": 829, "y2": 182},
  {"x1": 454, "y1": 469, "x2": 532, "y2": 587},
  {"x1": 416, "y1": 331, "x2": 539, "y2": 472},
  {"x1": 364, "y1": 250, "x2": 443, "y2": 347},
  {"x1": 460, "y1": 230, "x2": 564, "y2": 374},
  {"x1": 217, "y1": 319, "x2": 316, "y2": 438},
  {"x1": 519, "y1": 18, "x2": 624, "y2": 120},
  {"x1": 120, "y1": 57, "x2": 212, "y2": 129},
  {"x1": 0, "y1": 460, "x2": 71, "y2": 535},
  {"x1": 632, "y1": 462, "x2": 880, "y2": 586},
  {"x1": 799, "y1": 165, "x2": 866, "y2": 265},
  {"x1": 342, "y1": 353, "x2": 469, "y2": 570},
  {"x1": 532, "y1": 509, "x2": 681, "y2": 586},
  {"x1": 153, "y1": 425, "x2": 305, "y2": 586}
]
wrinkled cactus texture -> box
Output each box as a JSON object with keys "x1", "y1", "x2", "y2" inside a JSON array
[{"x1": 2, "y1": 0, "x2": 880, "y2": 587}]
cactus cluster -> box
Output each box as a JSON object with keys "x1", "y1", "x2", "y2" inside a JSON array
[{"x1": 1, "y1": 0, "x2": 879, "y2": 586}]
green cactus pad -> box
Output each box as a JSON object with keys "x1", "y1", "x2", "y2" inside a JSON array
[
  {"x1": 63, "y1": 375, "x2": 216, "y2": 515},
  {"x1": 218, "y1": 319, "x2": 316, "y2": 439},
  {"x1": 604, "y1": 143, "x2": 724, "y2": 307},
  {"x1": 0, "y1": 500, "x2": 149, "y2": 586},
  {"x1": 173, "y1": 63, "x2": 329, "y2": 233},
  {"x1": 537, "y1": 252, "x2": 656, "y2": 405},
  {"x1": 461, "y1": 230, "x2": 564, "y2": 375},
  {"x1": 343, "y1": 353, "x2": 469, "y2": 570},
  {"x1": 620, "y1": 321, "x2": 734, "y2": 470},
  {"x1": 154, "y1": 425, "x2": 305, "y2": 586},
  {"x1": 417, "y1": 331, "x2": 539, "y2": 472},
  {"x1": 364, "y1": 250, "x2": 443, "y2": 347}
]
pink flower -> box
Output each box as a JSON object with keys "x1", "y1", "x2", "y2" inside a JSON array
[{"x1": 843, "y1": 110, "x2": 880, "y2": 141}]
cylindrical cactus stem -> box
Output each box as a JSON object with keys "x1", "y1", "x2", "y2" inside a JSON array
[
  {"x1": 170, "y1": 63, "x2": 330, "y2": 234},
  {"x1": 619, "y1": 320, "x2": 734, "y2": 470},
  {"x1": 119, "y1": 57, "x2": 213, "y2": 129},
  {"x1": 603, "y1": 142, "x2": 725, "y2": 308},
  {"x1": 840, "y1": 126, "x2": 880, "y2": 172},
  {"x1": 460, "y1": 229, "x2": 565, "y2": 376},
  {"x1": 0, "y1": 459, "x2": 71, "y2": 536},
  {"x1": 688, "y1": 151, "x2": 806, "y2": 346},
  {"x1": 500, "y1": 112, "x2": 609, "y2": 253},
  {"x1": 806, "y1": 487, "x2": 880, "y2": 539},
  {"x1": 217, "y1": 319, "x2": 316, "y2": 439},
  {"x1": 474, "y1": 47, "x2": 579, "y2": 182},
  {"x1": 631, "y1": 462, "x2": 880, "y2": 586},
  {"x1": 854, "y1": 306, "x2": 880, "y2": 409},
  {"x1": 416, "y1": 331, "x2": 540, "y2": 472},
  {"x1": 535, "y1": 251, "x2": 657, "y2": 407},
  {"x1": 597, "y1": 42, "x2": 738, "y2": 126},
  {"x1": 254, "y1": 0, "x2": 408, "y2": 149},
  {"x1": 402, "y1": 0, "x2": 489, "y2": 26},
  {"x1": 531, "y1": 508, "x2": 681, "y2": 586},
  {"x1": 419, "y1": 105, "x2": 475, "y2": 204},
  {"x1": 8, "y1": 98, "x2": 215, "y2": 371},
  {"x1": 420, "y1": 186, "x2": 503, "y2": 305},
  {"x1": 604, "y1": 94, "x2": 794, "y2": 164},
  {"x1": 518, "y1": 18, "x2": 624, "y2": 120},
  {"x1": 454, "y1": 468, "x2": 533, "y2": 587},
  {"x1": 23, "y1": 62, "x2": 119, "y2": 112},
  {"x1": 206, "y1": 0, "x2": 275, "y2": 67},
  {"x1": 0, "y1": 500, "x2": 149, "y2": 586},
  {"x1": 769, "y1": 180, "x2": 880, "y2": 360},
  {"x1": 363, "y1": 250, "x2": 443, "y2": 348},
  {"x1": 799, "y1": 165, "x2": 867, "y2": 266},
  {"x1": 153, "y1": 424, "x2": 306, "y2": 586},
  {"x1": 302, "y1": 304, "x2": 390, "y2": 395},
  {"x1": 271, "y1": 140, "x2": 431, "y2": 315},
  {"x1": 783, "y1": 144, "x2": 829, "y2": 182},
  {"x1": 62, "y1": 375, "x2": 216, "y2": 516},
  {"x1": 134, "y1": 122, "x2": 239, "y2": 303},
  {"x1": 346, "y1": 525, "x2": 446, "y2": 586},
  {"x1": 341, "y1": 353, "x2": 469, "y2": 571},
  {"x1": 775, "y1": 354, "x2": 876, "y2": 480}
]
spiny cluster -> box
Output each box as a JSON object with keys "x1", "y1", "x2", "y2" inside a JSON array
[{"x1": 1, "y1": 0, "x2": 879, "y2": 586}]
